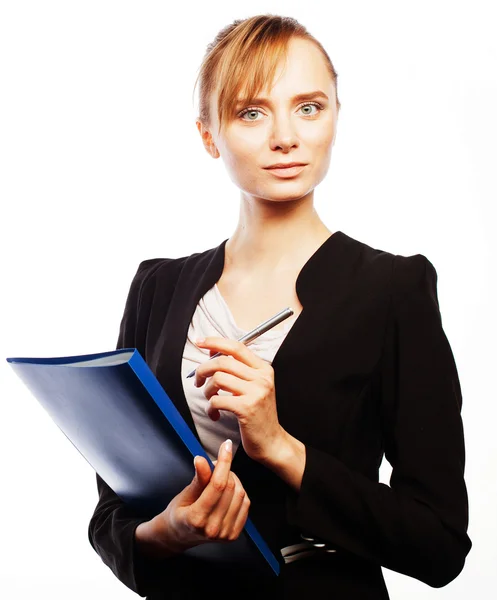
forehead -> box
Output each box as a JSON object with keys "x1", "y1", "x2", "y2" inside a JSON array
[
  {"x1": 209, "y1": 37, "x2": 334, "y2": 122},
  {"x1": 240, "y1": 38, "x2": 330, "y2": 100}
]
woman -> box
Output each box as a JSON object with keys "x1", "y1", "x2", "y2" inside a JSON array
[{"x1": 88, "y1": 14, "x2": 471, "y2": 599}]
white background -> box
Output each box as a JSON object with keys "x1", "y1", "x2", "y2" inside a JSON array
[{"x1": 1, "y1": 1, "x2": 495, "y2": 598}]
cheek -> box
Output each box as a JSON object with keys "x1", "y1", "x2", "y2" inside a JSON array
[
  {"x1": 222, "y1": 135, "x2": 244, "y2": 158},
  {"x1": 225, "y1": 142, "x2": 262, "y2": 177},
  {"x1": 310, "y1": 131, "x2": 335, "y2": 170},
  {"x1": 305, "y1": 123, "x2": 334, "y2": 148}
]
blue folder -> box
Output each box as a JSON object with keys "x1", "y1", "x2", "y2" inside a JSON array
[{"x1": 6, "y1": 348, "x2": 280, "y2": 576}]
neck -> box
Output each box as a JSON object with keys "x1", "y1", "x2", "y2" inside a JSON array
[{"x1": 225, "y1": 190, "x2": 332, "y2": 275}]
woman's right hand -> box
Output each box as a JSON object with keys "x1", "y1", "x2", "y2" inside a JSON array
[{"x1": 149, "y1": 439, "x2": 251, "y2": 554}]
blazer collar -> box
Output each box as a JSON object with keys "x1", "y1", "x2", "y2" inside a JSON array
[{"x1": 157, "y1": 230, "x2": 361, "y2": 471}]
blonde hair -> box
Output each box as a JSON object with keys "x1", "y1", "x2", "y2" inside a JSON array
[{"x1": 193, "y1": 14, "x2": 341, "y2": 137}]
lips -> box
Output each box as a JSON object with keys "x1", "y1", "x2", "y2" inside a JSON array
[
  {"x1": 265, "y1": 162, "x2": 307, "y2": 169},
  {"x1": 264, "y1": 164, "x2": 307, "y2": 178}
]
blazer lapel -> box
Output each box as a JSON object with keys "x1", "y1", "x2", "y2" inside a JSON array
[{"x1": 154, "y1": 238, "x2": 228, "y2": 445}]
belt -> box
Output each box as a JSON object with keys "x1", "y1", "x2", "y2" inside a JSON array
[{"x1": 280, "y1": 533, "x2": 337, "y2": 564}]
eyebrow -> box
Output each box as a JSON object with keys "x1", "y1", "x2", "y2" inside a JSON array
[{"x1": 236, "y1": 90, "x2": 329, "y2": 108}]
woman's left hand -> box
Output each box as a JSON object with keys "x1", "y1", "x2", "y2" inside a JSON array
[{"x1": 194, "y1": 336, "x2": 286, "y2": 465}]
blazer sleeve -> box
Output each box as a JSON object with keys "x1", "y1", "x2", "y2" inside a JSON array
[
  {"x1": 285, "y1": 253, "x2": 472, "y2": 588},
  {"x1": 87, "y1": 258, "x2": 191, "y2": 598}
]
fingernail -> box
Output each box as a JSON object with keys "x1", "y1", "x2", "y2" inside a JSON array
[
  {"x1": 224, "y1": 439, "x2": 232, "y2": 453},
  {"x1": 196, "y1": 338, "x2": 205, "y2": 345}
]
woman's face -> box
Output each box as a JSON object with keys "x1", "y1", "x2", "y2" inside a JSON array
[{"x1": 198, "y1": 37, "x2": 338, "y2": 203}]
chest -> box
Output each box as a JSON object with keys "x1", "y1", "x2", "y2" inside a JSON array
[{"x1": 216, "y1": 270, "x2": 303, "y2": 333}]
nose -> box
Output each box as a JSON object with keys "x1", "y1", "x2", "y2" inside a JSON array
[{"x1": 269, "y1": 120, "x2": 299, "y2": 152}]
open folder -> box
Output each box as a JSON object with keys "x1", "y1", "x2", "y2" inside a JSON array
[{"x1": 6, "y1": 348, "x2": 280, "y2": 576}]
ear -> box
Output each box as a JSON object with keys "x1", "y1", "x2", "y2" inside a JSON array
[{"x1": 196, "y1": 119, "x2": 220, "y2": 159}]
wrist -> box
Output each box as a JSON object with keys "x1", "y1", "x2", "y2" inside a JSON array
[
  {"x1": 135, "y1": 516, "x2": 184, "y2": 559},
  {"x1": 263, "y1": 427, "x2": 293, "y2": 468},
  {"x1": 263, "y1": 428, "x2": 306, "y2": 492}
]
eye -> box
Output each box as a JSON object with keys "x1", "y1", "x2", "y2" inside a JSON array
[
  {"x1": 237, "y1": 101, "x2": 323, "y2": 121},
  {"x1": 299, "y1": 102, "x2": 322, "y2": 116}
]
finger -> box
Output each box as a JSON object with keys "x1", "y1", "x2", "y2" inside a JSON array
[
  {"x1": 207, "y1": 472, "x2": 237, "y2": 538},
  {"x1": 203, "y1": 370, "x2": 250, "y2": 398},
  {"x1": 197, "y1": 440, "x2": 232, "y2": 514},
  {"x1": 229, "y1": 470, "x2": 251, "y2": 535},
  {"x1": 196, "y1": 355, "x2": 252, "y2": 389},
  {"x1": 206, "y1": 402, "x2": 221, "y2": 421},
  {"x1": 197, "y1": 337, "x2": 262, "y2": 370},
  {"x1": 231, "y1": 494, "x2": 251, "y2": 539},
  {"x1": 219, "y1": 476, "x2": 247, "y2": 539}
]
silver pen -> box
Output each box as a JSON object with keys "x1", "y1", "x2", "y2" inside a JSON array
[{"x1": 185, "y1": 307, "x2": 294, "y2": 379}]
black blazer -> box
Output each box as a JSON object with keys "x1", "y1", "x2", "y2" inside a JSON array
[{"x1": 88, "y1": 231, "x2": 471, "y2": 599}]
